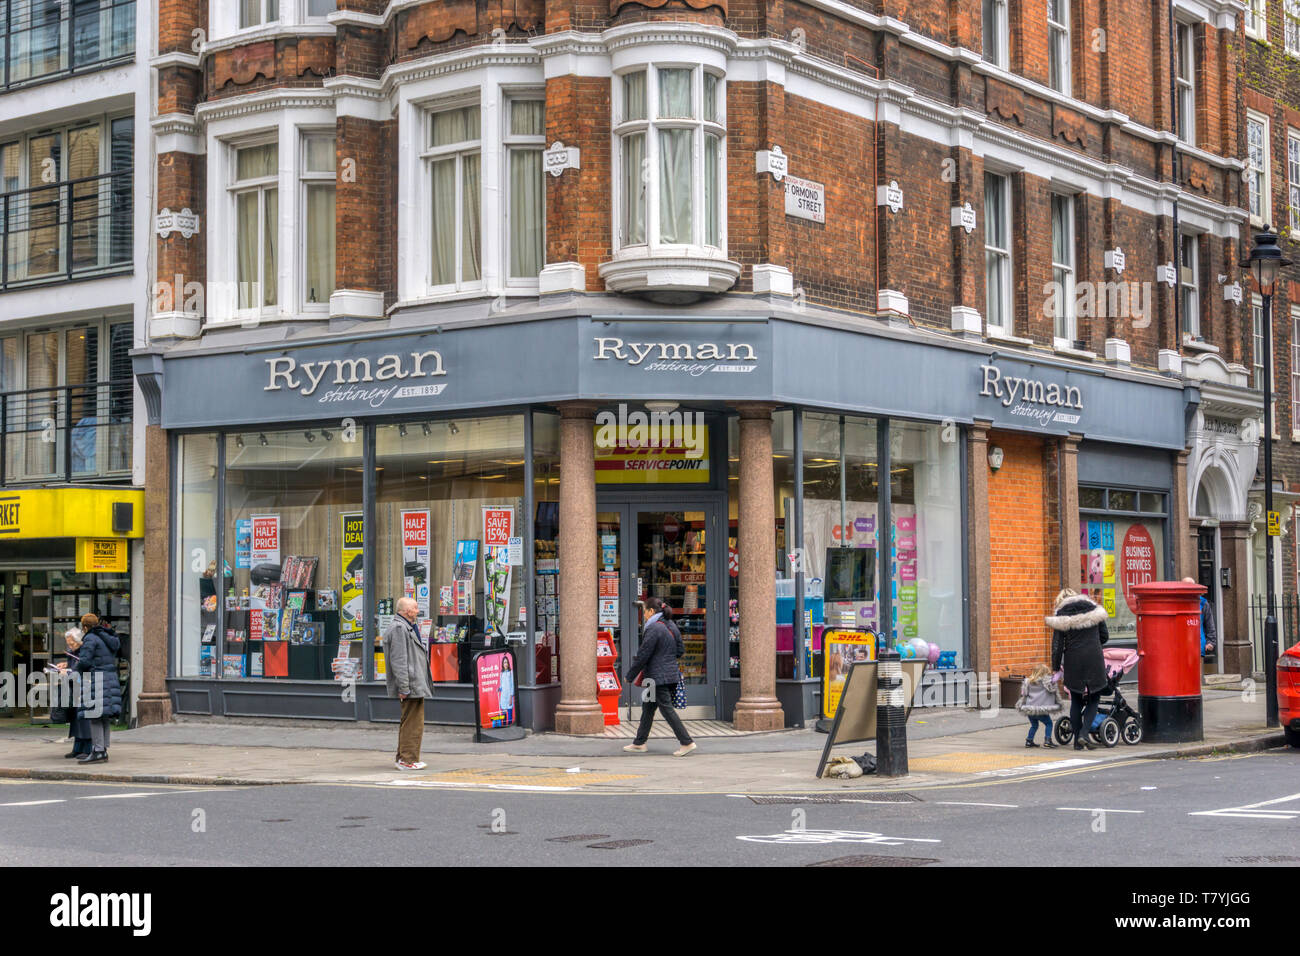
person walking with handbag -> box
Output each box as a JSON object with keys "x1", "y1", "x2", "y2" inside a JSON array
[
  {"x1": 1047, "y1": 589, "x2": 1109, "y2": 751},
  {"x1": 623, "y1": 597, "x2": 696, "y2": 757},
  {"x1": 72, "y1": 614, "x2": 122, "y2": 763},
  {"x1": 383, "y1": 596, "x2": 433, "y2": 770}
]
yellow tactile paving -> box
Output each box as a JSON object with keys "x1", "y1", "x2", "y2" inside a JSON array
[{"x1": 909, "y1": 752, "x2": 1069, "y2": 773}]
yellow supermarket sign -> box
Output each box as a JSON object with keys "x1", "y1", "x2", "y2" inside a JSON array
[
  {"x1": 76, "y1": 537, "x2": 128, "y2": 573},
  {"x1": 0, "y1": 488, "x2": 143, "y2": 539}
]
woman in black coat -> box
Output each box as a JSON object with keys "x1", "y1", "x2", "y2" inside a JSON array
[
  {"x1": 73, "y1": 614, "x2": 123, "y2": 763},
  {"x1": 1047, "y1": 589, "x2": 1109, "y2": 751},
  {"x1": 622, "y1": 597, "x2": 696, "y2": 756}
]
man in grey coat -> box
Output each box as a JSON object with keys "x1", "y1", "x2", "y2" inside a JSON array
[{"x1": 383, "y1": 597, "x2": 433, "y2": 770}]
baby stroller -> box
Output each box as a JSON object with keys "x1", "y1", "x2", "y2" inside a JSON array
[{"x1": 1053, "y1": 647, "x2": 1143, "y2": 747}]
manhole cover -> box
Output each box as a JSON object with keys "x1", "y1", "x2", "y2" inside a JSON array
[
  {"x1": 747, "y1": 793, "x2": 921, "y2": 805},
  {"x1": 807, "y1": 855, "x2": 940, "y2": 867},
  {"x1": 547, "y1": 834, "x2": 611, "y2": 843},
  {"x1": 587, "y1": 839, "x2": 653, "y2": 849},
  {"x1": 1226, "y1": 855, "x2": 1300, "y2": 864}
]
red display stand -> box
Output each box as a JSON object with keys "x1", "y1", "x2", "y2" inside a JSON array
[{"x1": 596, "y1": 630, "x2": 621, "y2": 726}]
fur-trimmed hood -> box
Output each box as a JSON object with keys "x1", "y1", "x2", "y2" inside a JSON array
[{"x1": 1045, "y1": 595, "x2": 1109, "y2": 631}]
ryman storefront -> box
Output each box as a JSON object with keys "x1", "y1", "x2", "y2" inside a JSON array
[{"x1": 135, "y1": 303, "x2": 1194, "y2": 732}]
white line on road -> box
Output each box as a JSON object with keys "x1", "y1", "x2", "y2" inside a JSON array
[
  {"x1": 934, "y1": 801, "x2": 1020, "y2": 808},
  {"x1": 1057, "y1": 807, "x2": 1145, "y2": 814},
  {"x1": 1189, "y1": 791, "x2": 1300, "y2": 820},
  {"x1": 0, "y1": 799, "x2": 64, "y2": 807}
]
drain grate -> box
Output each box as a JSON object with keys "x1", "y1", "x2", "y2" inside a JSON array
[
  {"x1": 338, "y1": 824, "x2": 365, "y2": 829},
  {"x1": 388, "y1": 827, "x2": 419, "y2": 832},
  {"x1": 1226, "y1": 855, "x2": 1300, "y2": 864},
  {"x1": 261, "y1": 819, "x2": 292, "y2": 823},
  {"x1": 747, "y1": 793, "x2": 922, "y2": 805},
  {"x1": 547, "y1": 834, "x2": 611, "y2": 843},
  {"x1": 807, "y1": 855, "x2": 940, "y2": 867},
  {"x1": 587, "y1": 839, "x2": 653, "y2": 850}
]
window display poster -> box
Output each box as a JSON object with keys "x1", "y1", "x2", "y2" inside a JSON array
[
  {"x1": 483, "y1": 545, "x2": 512, "y2": 637},
  {"x1": 235, "y1": 519, "x2": 252, "y2": 569},
  {"x1": 401, "y1": 510, "x2": 432, "y2": 618},
  {"x1": 341, "y1": 512, "x2": 365, "y2": 635},
  {"x1": 453, "y1": 539, "x2": 479, "y2": 615},
  {"x1": 250, "y1": 514, "x2": 280, "y2": 569},
  {"x1": 474, "y1": 649, "x2": 517, "y2": 728},
  {"x1": 483, "y1": 507, "x2": 513, "y2": 548},
  {"x1": 1119, "y1": 523, "x2": 1157, "y2": 612}
]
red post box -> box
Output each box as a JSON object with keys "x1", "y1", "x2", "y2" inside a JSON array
[{"x1": 1130, "y1": 580, "x2": 1205, "y2": 743}]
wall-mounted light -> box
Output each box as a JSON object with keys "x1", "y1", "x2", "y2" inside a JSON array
[
  {"x1": 235, "y1": 435, "x2": 245, "y2": 448},
  {"x1": 421, "y1": 423, "x2": 431, "y2": 436},
  {"x1": 399, "y1": 424, "x2": 408, "y2": 438},
  {"x1": 258, "y1": 433, "x2": 268, "y2": 447},
  {"x1": 448, "y1": 422, "x2": 460, "y2": 435},
  {"x1": 304, "y1": 431, "x2": 315, "y2": 442},
  {"x1": 321, "y1": 428, "x2": 333, "y2": 441},
  {"x1": 988, "y1": 446, "x2": 1005, "y2": 472}
]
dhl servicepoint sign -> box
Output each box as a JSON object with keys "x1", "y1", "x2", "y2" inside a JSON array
[
  {"x1": 76, "y1": 537, "x2": 128, "y2": 573},
  {"x1": 594, "y1": 424, "x2": 710, "y2": 484},
  {"x1": 0, "y1": 488, "x2": 144, "y2": 539}
]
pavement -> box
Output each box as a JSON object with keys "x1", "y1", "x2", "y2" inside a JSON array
[{"x1": 0, "y1": 688, "x2": 1284, "y2": 794}]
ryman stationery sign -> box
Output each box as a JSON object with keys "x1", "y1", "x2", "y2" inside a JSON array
[{"x1": 978, "y1": 364, "x2": 1083, "y2": 429}]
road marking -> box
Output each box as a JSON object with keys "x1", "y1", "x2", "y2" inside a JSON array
[
  {"x1": 1057, "y1": 807, "x2": 1144, "y2": 814},
  {"x1": 382, "y1": 779, "x2": 579, "y2": 792},
  {"x1": 1189, "y1": 791, "x2": 1300, "y2": 821},
  {"x1": 935, "y1": 801, "x2": 1019, "y2": 808},
  {"x1": 78, "y1": 791, "x2": 187, "y2": 800},
  {"x1": 0, "y1": 799, "x2": 64, "y2": 807},
  {"x1": 976, "y1": 757, "x2": 1100, "y2": 778},
  {"x1": 737, "y1": 829, "x2": 941, "y2": 846}
]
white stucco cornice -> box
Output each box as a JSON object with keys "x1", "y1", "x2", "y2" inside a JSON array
[
  {"x1": 151, "y1": 51, "x2": 202, "y2": 71},
  {"x1": 199, "y1": 23, "x2": 337, "y2": 61},
  {"x1": 194, "y1": 87, "x2": 335, "y2": 125}
]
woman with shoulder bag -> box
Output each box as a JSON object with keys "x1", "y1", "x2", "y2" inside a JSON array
[{"x1": 623, "y1": 597, "x2": 696, "y2": 757}]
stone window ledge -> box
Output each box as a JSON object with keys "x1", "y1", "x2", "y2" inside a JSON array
[{"x1": 598, "y1": 250, "x2": 741, "y2": 300}]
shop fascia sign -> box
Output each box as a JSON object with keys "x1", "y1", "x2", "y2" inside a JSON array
[
  {"x1": 979, "y1": 363, "x2": 1083, "y2": 428},
  {"x1": 592, "y1": 336, "x2": 758, "y2": 373},
  {"x1": 264, "y1": 349, "x2": 447, "y2": 399}
]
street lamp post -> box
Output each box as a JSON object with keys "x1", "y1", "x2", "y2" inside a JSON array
[{"x1": 1240, "y1": 228, "x2": 1292, "y2": 728}]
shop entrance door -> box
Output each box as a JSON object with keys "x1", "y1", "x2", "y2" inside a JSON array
[
  {"x1": 595, "y1": 501, "x2": 722, "y2": 718},
  {"x1": 1197, "y1": 526, "x2": 1222, "y2": 675}
]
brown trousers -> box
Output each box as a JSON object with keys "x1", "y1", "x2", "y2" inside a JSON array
[{"x1": 397, "y1": 696, "x2": 425, "y2": 764}]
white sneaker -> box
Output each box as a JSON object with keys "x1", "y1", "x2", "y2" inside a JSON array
[
  {"x1": 622, "y1": 743, "x2": 647, "y2": 752},
  {"x1": 673, "y1": 742, "x2": 697, "y2": 757},
  {"x1": 395, "y1": 760, "x2": 427, "y2": 771}
]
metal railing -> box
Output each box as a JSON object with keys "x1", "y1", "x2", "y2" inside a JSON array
[
  {"x1": 1249, "y1": 593, "x2": 1300, "y2": 676},
  {"x1": 0, "y1": 378, "x2": 132, "y2": 485},
  {"x1": 0, "y1": 0, "x2": 135, "y2": 91},
  {"x1": 1, "y1": 168, "x2": 132, "y2": 291}
]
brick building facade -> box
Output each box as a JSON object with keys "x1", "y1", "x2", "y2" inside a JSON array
[{"x1": 133, "y1": 0, "x2": 1251, "y2": 730}]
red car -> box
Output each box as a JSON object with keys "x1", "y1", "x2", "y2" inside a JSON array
[{"x1": 1281, "y1": 641, "x2": 1300, "y2": 748}]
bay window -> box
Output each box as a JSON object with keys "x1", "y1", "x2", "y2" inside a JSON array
[
  {"x1": 425, "y1": 104, "x2": 482, "y2": 291},
  {"x1": 239, "y1": 0, "x2": 279, "y2": 29},
  {"x1": 613, "y1": 65, "x2": 725, "y2": 252},
  {"x1": 232, "y1": 141, "x2": 278, "y2": 312}
]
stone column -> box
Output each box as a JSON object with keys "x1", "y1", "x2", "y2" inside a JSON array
[
  {"x1": 554, "y1": 402, "x2": 604, "y2": 735},
  {"x1": 1058, "y1": 434, "x2": 1081, "y2": 589},
  {"x1": 1172, "y1": 450, "x2": 1194, "y2": 579},
  {"x1": 733, "y1": 403, "x2": 784, "y2": 731},
  {"x1": 1219, "y1": 520, "x2": 1253, "y2": 676},
  {"x1": 136, "y1": 424, "x2": 173, "y2": 727},
  {"x1": 967, "y1": 421, "x2": 993, "y2": 677}
]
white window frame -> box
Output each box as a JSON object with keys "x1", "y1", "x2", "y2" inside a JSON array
[
  {"x1": 984, "y1": 171, "x2": 1013, "y2": 335},
  {"x1": 1288, "y1": 0, "x2": 1300, "y2": 55},
  {"x1": 393, "y1": 58, "x2": 545, "y2": 308},
  {"x1": 228, "y1": 137, "x2": 281, "y2": 320},
  {"x1": 298, "y1": 129, "x2": 335, "y2": 312},
  {"x1": 1180, "y1": 232, "x2": 1201, "y2": 340},
  {"x1": 1048, "y1": 0, "x2": 1071, "y2": 96},
  {"x1": 610, "y1": 62, "x2": 727, "y2": 257},
  {"x1": 1247, "y1": 110, "x2": 1270, "y2": 228},
  {"x1": 1253, "y1": 295, "x2": 1269, "y2": 390},
  {"x1": 206, "y1": 105, "x2": 335, "y2": 325},
  {"x1": 1291, "y1": 307, "x2": 1300, "y2": 440},
  {"x1": 210, "y1": 0, "x2": 335, "y2": 42},
  {"x1": 1246, "y1": 0, "x2": 1268, "y2": 40},
  {"x1": 1176, "y1": 21, "x2": 1196, "y2": 146},
  {"x1": 421, "y1": 99, "x2": 484, "y2": 295},
  {"x1": 239, "y1": 0, "x2": 281, "y2": 31},
  {"x1": 1050, "y1": 193, "x2": 1076, "y2": 346},
  {"x1": 1289, "y1": 129, "x2": 1300, "y2": 233},
  {"x1": 502, "y1": 94, "x2": 545, "y2": 287},
  {"x1": 982, "y1": 0, "x2": 1009, "y2": 69}
]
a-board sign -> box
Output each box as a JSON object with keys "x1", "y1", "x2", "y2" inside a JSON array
[
  {"x1": 815, "y1": 658, "x2": 928, "y2": 778},
  {"x1": 472, "y1": 648, "x2": 525, "y2": 742}
]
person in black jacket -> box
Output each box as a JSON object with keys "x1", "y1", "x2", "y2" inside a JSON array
[
  {"x1": 623, "y1": 597, "x2": 696, "y2": 756},
  {"x1": 73, "y1": 614, "x2": 123, "y2": 764},
  {"x1": 1047, "y1": 589, "x2": 1109, "y2": 751}
]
